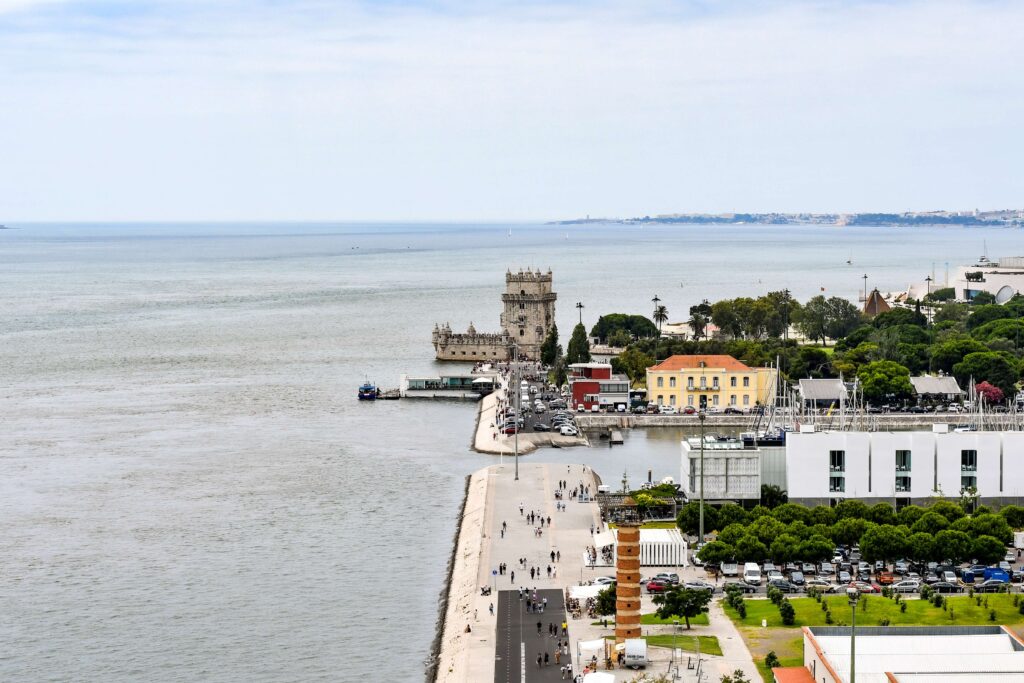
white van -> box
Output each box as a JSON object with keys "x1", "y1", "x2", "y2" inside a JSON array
[
  {"x1": 624, "y1": 638, "x2": 648, "y2": 669},
  {"x1": 743, "y1": 562, "x2": 762, "y2": 586},
  {"x1": 721, "y1": 562, "x2": 739, "y2": 577}
]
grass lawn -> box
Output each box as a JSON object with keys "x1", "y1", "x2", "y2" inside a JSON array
[
  {"x1": 640, "y1": 612, "x2": 709, "y2": 626},
  {"x1": 724, "y1": 595, "x2": 1024, "y2": 682},
  {"x1": 606, "y1": 634, "x2": 722, "y2": 656}
]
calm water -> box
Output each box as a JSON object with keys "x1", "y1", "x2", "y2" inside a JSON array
[{"x1": 0, "y1": 222, "x2": 1019, "y2": 682}]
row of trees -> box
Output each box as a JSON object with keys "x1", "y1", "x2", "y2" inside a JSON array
[{"x1": 687, "y1": 498, "x2": 1020, "y2": 567}]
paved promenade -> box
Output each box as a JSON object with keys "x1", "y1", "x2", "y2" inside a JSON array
[{"x1": 434, "y1": 462, "x2": 758, "y2": 683}]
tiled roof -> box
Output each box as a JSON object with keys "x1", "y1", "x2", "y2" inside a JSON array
[
  {"x1": 771, "y1": 667, "x2": 816, "y2": 683},
  {"x1": 648, "y1": 354, "x2": 751, "y2": 372}
]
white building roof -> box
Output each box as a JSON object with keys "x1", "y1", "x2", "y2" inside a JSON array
[
  {"x1": 798, "y1": 378, "x2": 848, "y2": 401},
  {"x1": 910, "y1": 375, "x2": 963, "y2": 395},
  {"x1": 812, "y1": 629, "x2": 1024, "y2": 683}
]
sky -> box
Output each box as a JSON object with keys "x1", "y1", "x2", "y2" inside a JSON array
[{"x1": 0, "y1": 0, "x2": 1022, "y2": 222}]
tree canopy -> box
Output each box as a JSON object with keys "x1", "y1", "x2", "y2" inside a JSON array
[
  {"x1": 652, "y1": 586, "x2": 712, "y2": 629},
  {"x1": 590, "y1": 314, "x2": 658, "y2": 343}
]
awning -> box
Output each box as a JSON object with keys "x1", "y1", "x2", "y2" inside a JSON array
[
  {"x1": 472, "y1": 377, "x2": 494, "y2": 384},
  {"x1": 582, "y1": 674, "x2": 615, "y2": 683},
  {"x1": 593, "y1": 531, "x2": 616, "y2": 548},
  {"x1": 577, "y1": 639, "x2": 605, "y2": 653}
]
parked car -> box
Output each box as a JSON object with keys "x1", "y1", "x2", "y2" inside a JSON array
[
  {"x1": 848, "y1": 581, "x2": 879, "y2": 594},
  {"x1": 684, "y1": 581, "x2": 715, "y2": 593},
  {"x1": 894, "y1": 561, "x2": 909, "y2": 575},
  {"x1": 838, "y1": 571, "x2": 851, "y2": 584},
  {"x1": 929, "y1": 581, "x2": 964, "y2": 594},
  {"x1": 767, "y1": 570, "x2": 784, "y2": 583},
  {"x1": 877, "y1": 571, "x2": 895, "y2": 585},
  {"x1": 806, "y1": 578, "x2": 836, "y2": 592},
  {"x1": 819, "y1": 562, "x2": 834, "y2": 575},
  {"x1": 645, "y1": 580, "x2": 669, "y2": 593},
  {"x1": 659, "y1": 405, "x2": 677, "y2": 415},
  {"x1": 975, "y1": 579, "x2": 1010, "y2": 593},
  {"x1": 654, "y1": 573, "x2": 680, "y2": 585},
  {"x1": 723, "y1": 407, "x2": 743, "y2": 415},
  {"x1": 768, "y1": 579, "x2": 800, "y2": 593},
  {"x1": 533, "y1": 423, "x2": 550, "y2": 432},
  {"x1": 801, "y1": 562, "x2": 816, "y2": 575},
  {"x1": 559, "y1": 425, "x2": 579, "y2": 436},
  {"x1": 721, "y1": 562, "x2": 739, "y2": 577},
  {"x1": 891, "y1": 580, "x2": 920, "y2": 593},
  {"x1": 789, "y1": 571, "x2": 806, "y2": 586},
  {"x1": 682, "y1": 406, "x2": 696, "y2": 415},
  {"x1": 723, "y1": 581, "x2": 758, "y2": 594},
  {"x1": 594, "y1": 576, "x2": 616, "y2": 585}
]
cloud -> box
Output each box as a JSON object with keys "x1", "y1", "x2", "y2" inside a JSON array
[{"x1": 0, "y1": 1, "x2": 1022, "y2": 220}]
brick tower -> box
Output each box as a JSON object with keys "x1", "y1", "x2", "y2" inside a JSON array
[
  {"x1": 615, "y1": 497, "x2": 642, "y2": 643},
  {"x1": 499, "y1": 269, "x2": 557, "y2": 360}
]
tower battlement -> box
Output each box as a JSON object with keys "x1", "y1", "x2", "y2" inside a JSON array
[{"x1": 433, "y1": 270, "x2": 557, "y2": 361}]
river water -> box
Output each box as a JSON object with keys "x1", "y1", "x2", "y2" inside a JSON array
[{"x1": 0, "y1": 222, "x2": 1019, "y2": 681}]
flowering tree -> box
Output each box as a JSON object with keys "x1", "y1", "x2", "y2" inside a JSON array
[{"x1": 975, "y1": 381, "x2": 1004, "y2": 405}]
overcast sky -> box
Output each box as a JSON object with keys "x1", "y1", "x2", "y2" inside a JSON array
[{"x1": 1, "y1": 0, "x2": 1022, "y2": 222}]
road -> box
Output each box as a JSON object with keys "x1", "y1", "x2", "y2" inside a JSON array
[{"x1": 494, "y1": 589, "x2": 571, "y2": 683}]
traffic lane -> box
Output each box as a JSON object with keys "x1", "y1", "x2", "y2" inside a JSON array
[{"x1": 494, "y1": 589, "x2": 572, "y2": 683}]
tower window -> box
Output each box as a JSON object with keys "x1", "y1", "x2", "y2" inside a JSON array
[
  {"x1": 521, "y1": 289, "x2": 525, "y2": 296},
  {"x1": 519, "y1": 329, "x2": 524, "y2": 336}
]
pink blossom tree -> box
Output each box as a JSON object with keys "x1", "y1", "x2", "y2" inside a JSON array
[{"x1": 975, "y1": 381, "x2": 1004, "y2": 405}]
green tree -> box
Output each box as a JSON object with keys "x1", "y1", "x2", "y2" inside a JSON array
[
  {"x1": 566, "y1": 322, "x2": 591, "y2": 364},
  {"x1": 717, "y1": 523, "x2": 747, "y2": 547},
  {"x1": 999, "y1": 505, "x2": 1024, "y2": 529},
  {"x1": 611, "y1": 347, "x2": 655, "y2": 384},
  {"x1": 735, "y1": 535, "x2": 768, "y2": 563},
  {"x1": 869, "y1": 503, "x2": 897, "y2": 526},
  {"x1": 595, "y1": 585, "x2": 616, "y2": 616},
  {"x1": 770, "y1": 534, "x2": 801, "y2": 564},
  {"x1": 677, "y1": 502, "x2": 719, "y2": 536},
  {"x1": 717, "y1": 503, "x2": 750, "y2": 529},
  {"x1": 772, "y1": 503, "x2": 810, "y2": 525},
  {"x1": 924, "y1": 287, "x2": 955, "y2": 302},
  {"x1": 834, "y1": 499, "x2": 871, "y2": 521},
  {"x1": 552, "y1": 356, "x2": 568, "y2": 387},
  {"x1": 969, "y1": 514, "x2": 1013, "y2": 545},
  {"x1": 953, "y1": 352, "x2": 1019, "y2": 396},
  {"x1": 911, "y1": 511, "x2": 950, "y2": 536},
  {"x1": 697, "y1": 540, "x2": 736, "y2": 565},
  {"x1": 748, "y1": 516, "x2": 787, "y2": 546},
  {"x1": 794, "y1": 295, "x2": 830, "y2": 345},
  {"x1": 897, "y1": 505, "x2": 927, "y2": 527},
  {"x1": 798, "y1": 535, "x2": 835, "y2": 563},
  {"x1": 831, "y1": 517, "x2": 871, "y2": 546},
  {"x1": 826, "y1": 297, "x2": 864, "y2": 340},
  {"x1": 857, "y1": 360, "x2": 914, "y2": 403},
  {"x1": 929, "y1": 499, "x2": 966, "y2": 521},
  {"x1": 932, "y1": 529, "x2": 973, "y2": 564},
  {"x1": 966, "y1": 304, "x2": 1017, "y2": 331},
  {"x1": 873, "y1": 307, "x2": 926, "y2": 329},
  {"x1": 652, "y1": 586, "x2": 713, "y2": 629},
  {"x1": 859, "y1": 524, "x2": 908, "y2": 564},
  {"x1": 971, "y1": 291, "x2": 997, "y2": 305},
  {"x1": 540, "y1": 324, "x2": 560, "y2": 366},
  {"x1": 720, "y1": 670, "x2": 752, "y2": 683},
  {"x1": 933, "y1": 301, "x2": 970, "y2": 326},
  {"x1": 929, "y1": 338, "x2": 988, "y2": 374},
  {"x1": 972, "y1": 535, "x2": 1007, "y2": 566},
  {"x1": 906, "y1": 532, "x2": 933, "y2": 565},
  {"x1": 808, "y1": 506, "x2": 837, "y2": 526},
  {"x1": 590, "y1": 313, "x2": 658, "y2": 341}
]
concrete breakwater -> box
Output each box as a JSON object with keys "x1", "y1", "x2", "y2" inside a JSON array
[
  {"x1": 431, "y1": 468, "x2": 488, "y2": 683},
  {"x1": 576, "y1": 413, "x2": 985, "y2": 430}
]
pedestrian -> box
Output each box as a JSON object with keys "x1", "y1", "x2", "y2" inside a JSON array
[
  {"x1": 537, "y1": 654, "x2": 542, "y2": 669},
  {"x1": 474, "y1": 609, "x2": 478, "y2": 621},
  {"x1": 555, "y1": 649, "x2": 560, "y2": 665},
  {"x1": 561, "y1": 621, "x2": 567, "y2": 635},
  {"x1": 560, "y1": 664, "x2": 567, "y2": 679},
  {"x1": 511, "y1": 570, "x2": 515, "y2": 583},
  {"x1": 557, "y1": 550, "x2": 561, "y2": 561},
  {"x1": 547, "y1": 565, "x2": 551, "y2": 577},
  {"x1": 544, "y1": 652, "x2": 549, "y2": 666},
  {"x1": 489, "y1": 602, "x2": 494, "y2": 616},
  {"x1": 520, "y1": 503, "x2": 524, "y2": 516},
  {"x1": 547, "y1": 516, "x2": 551, "y2": 526},
  {"x1": 537, "y1": 621, "x2": 542, "y2": 634},
  {"x1": 500, "y1": 528, "x2": 504, "y2": 538},
  {"x1": 550, "y1": 550, "x2": 555, "y2": 562},
  {"x1": 530, "y1": 567, "x2": 535, "y2": 580}
]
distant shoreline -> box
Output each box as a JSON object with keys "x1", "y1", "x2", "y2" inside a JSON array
[{"x1": 550, "y1": 210, "x2": 1023, "y2": 228}]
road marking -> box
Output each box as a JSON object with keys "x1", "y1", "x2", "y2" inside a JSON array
[{"x1": 520, "y1": 641, "x2": 525, "y2": 683}]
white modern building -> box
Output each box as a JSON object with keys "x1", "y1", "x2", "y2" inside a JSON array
[
  {"x1": 681, "y1": 427, "x2": 1024, "y2": 507},
  {"x1": 908, "y1": 254, "x2": 1024, "y2": 303},
  {"x1": 785, "y1": 427, "x2": 1024, "y2": 507},
  {"x1": 786, "y1": 625, "x2": 1024, "y2": 683}
]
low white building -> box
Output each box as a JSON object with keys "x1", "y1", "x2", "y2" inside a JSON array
[
  {"x1": 795, "y1": 625, "x2": 1024, "y2": 682},
  {"x1": 909, "y1": 254, "x2": 1024, "y2": 303},
  {"x1": 680, "y1": 427, "x2": 1024, "y2": 507},
  {"x1": 785, "y1": 428, "x2": 1024, "y2": 507},
  {"x1": 681, "y1": 438, "x2": 786, "y2": 502}
]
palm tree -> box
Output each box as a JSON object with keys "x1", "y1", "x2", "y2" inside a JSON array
[{"x1": 653, "y1": 305, "x2": 668, "y2": 336}]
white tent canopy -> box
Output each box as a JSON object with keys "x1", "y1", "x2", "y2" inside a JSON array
[
  {"x1": 577, "y1": 639, "x2": 605, "y2": 654},
  {"x1": 592, "y1": 531, "x2": 616, "y2": 549},
  {"x1": 592, "y1": 528, "x2": 688, "y2": 567},
  {"x1": 582, "y1": 673, "x2": 615, "y2": 683},
  {"x1": 568, "y1": 585, "x2": 603, "y2": 600}
]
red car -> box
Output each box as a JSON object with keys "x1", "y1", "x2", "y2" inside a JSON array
[
  {"x1": 502, "y1": 425, "x2": 519, "y2": 435},
  {"x1": 848, "y1": 581, "x2": 880, "y2": 594},
  {"x1": 645, "y1": 580, "x2": 669, "y2": 593},
  {"x1": 682, "y1": 406, "x2": 696, "y2": 415}
]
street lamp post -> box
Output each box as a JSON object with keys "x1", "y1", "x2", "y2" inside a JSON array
[
  {"x1": 576, "y1": 301, "x2": 584, "y2": 325},
  {"x1": 862, "y1": 274, "x2": 868, "y2": 303},
  {"x1": 672, "y1": 619, "x2": 679, "y2": 672},
  {"x1": 847, "y1": 586, "x2": 860, "y2": 683},
  {"x1": 925, "y1": 275, "x2": 933, "y2": 297},
  {"x1": 698, "y1": 410, "x2": 706, "y2": 546}
]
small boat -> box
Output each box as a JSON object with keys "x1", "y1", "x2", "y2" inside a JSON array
[{"x1": 358, "y1": 381, "x2": 379, "y2": 400}]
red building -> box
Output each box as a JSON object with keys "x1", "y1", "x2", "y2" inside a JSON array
[{"x1": 568, "y1": 362, "x2": 629, "y2": 410}]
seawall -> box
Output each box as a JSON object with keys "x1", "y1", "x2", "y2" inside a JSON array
[
  {"x1": 575, "y1": 413, "x2": 984, "y2": 430},
  {"x1": 431, "y1": 468, "x2": 489, "y2": 682}
]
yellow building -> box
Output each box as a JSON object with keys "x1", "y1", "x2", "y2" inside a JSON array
[{"x1": 645, "y1": 354, "x2": 777, "y2": 411}]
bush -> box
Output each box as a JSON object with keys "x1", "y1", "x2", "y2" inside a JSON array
[
  {"x1": 824, "y1": 610, "x2": 833, "y2": 624},
  {"x1": 989, "y1": 609, "x2": 997, "y2": 622},
  {"x1": 765, "y1": 651, "x2": 780, "y2": 669},
  {"x1": 736, "y1": 602, "x2": 747, "y2": 619},
  {"x1": 900, "y1": 602, "x2": 907, "y2": 613},
  {"x1": 768, "y1": 587, "x2": 783, "y2": 605},
  {"x1": 932, "y1": 594, "x2": 944, "y2": 608},
  {"x1": 779, "y1": 599, "x2": 796, "y2": 626},
  {"x1": 1018, "y1": 602, "x2": 1024, "y2": 616}
]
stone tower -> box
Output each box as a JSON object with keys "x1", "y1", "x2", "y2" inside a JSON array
[
  {"x1": 615, "y1": 498, "x2": 642, "y2": 643},
  {"x1": 499, "y1": 269, "x2": 557, "y2": 359}
]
